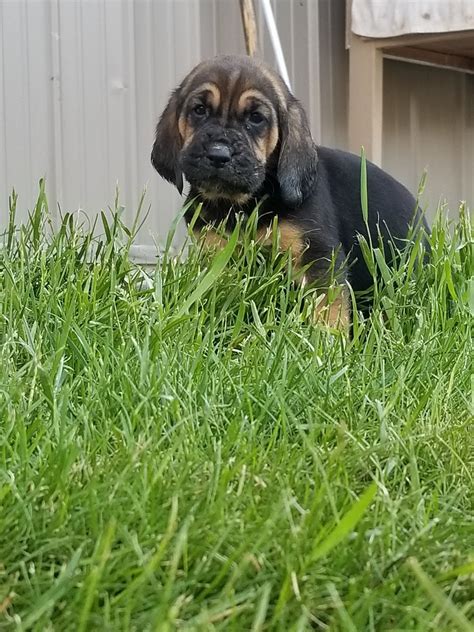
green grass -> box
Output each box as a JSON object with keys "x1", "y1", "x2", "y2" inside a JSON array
[{"x1": 0, "y1": 182, "x2": 473, "y2": 630}]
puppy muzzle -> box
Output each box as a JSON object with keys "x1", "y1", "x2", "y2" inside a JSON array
[{"x1": 180, "y1": 126, "x2": 266, "y2": 197}]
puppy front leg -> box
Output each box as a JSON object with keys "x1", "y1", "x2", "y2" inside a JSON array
[
  {"x1": 305, "y1": 257, "x2": 350, "y2": 331},
  {"x1": 193, "y1": 227, "x2": 228, "y2": 251},
  {"x1": 312, "y1": 285, "x2": 350, "y2": 330}
]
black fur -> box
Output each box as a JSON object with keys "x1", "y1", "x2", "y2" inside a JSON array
[
  {"x1": 151, "y1": 89, "x2": 184, "y2": 194},
  {"x1": 276, "y1": 97, "x2": 318, "y2": 207}
]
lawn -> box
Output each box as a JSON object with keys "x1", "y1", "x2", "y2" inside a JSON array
[{"x1": 0, "y1": 182, "x2": 473, "y2": 630}]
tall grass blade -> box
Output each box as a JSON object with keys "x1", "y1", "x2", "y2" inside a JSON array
[
  {"x1": 176, "y1": 222, "x2": 239, "y2": 317},
  {"x1": 311, "y1": 482, "x2": 377, "y2": 562},
  {"x1": 408, "y1": 557, "x2": 474, "y2": 632}
]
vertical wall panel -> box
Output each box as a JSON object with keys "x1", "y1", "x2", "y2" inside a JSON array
[
  {"x1": 103, "y1": 0, "x2": 130, "y2": 209},
  {"x1": 1, "y1": 1, "x2": 31, "y2": 219},
  {"x1": 133, "y1": 0, "x2": 161, "y2": 246},
  {"x1": 80, "y1": 1, "x2": 108, "y2": 210},
  {"x1": 318, "y1": 0, "x2": 349, "y2": 149},
  {"x1": 0, "y1": 0, "x2": 204, "y2": 253},
  {"x1": 198, "y1": 0, "x2": 218, "y2": 60},
  {"x1": 289, "y1": 1, "x2": 311, "y2": 115},
  {"x1": 145, "y1": 0, "x2": 182, "y2": 245},
  {"x1": 214, "y1": 0, "x2": 246, "y2": 56},
  {"x1": 307, "y1": 0, "x2": 322, "y2": 141},
  {"x1": 25, "y1": 1, "x2": 56, "y2": 215},
  {"x1": 56, "y1": 1, "x2": 86, "y2": 213},
  {"x1": 383, "y1": 60, "x2": 474, "y2": 213},
  {"x1": 142, "y1": 0, "x2": 202, "y2": 249},
  {"x1": 0, "y1": 1, "x2": 4, "y2": 214},
  {"x1": 1, "y1": 0, "x2": 55, "y2": 223}
]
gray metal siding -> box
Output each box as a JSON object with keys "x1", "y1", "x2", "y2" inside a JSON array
[{"x1": 1, "y1": 0, "x2": 203, "y2": 255}]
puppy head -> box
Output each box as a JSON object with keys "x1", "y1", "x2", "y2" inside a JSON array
[{"x1": 151, "y1": 55, "x2": 317, "y2": 207}]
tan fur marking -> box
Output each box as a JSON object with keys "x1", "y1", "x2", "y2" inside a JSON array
[
  {"x1": 198, "y1": 82, "x2": 221, "y2": 110},
  {"x1": 265, "y1": 124, "x2": 279, "y2": 158},
  {"x1": 253, "y1": 140, "x2": 266, "y2": 163},
  {"x1": 179, "y1": 114, "x2": 194, "y2": 148},
  {"x1": 256, "y1": 220, "x2": 307, "y2": 266},
  {"x1": 253, "y1": 126, "x2": 278, "y2": 163},
  {"x1": 198, "y1": 188, "x2": 251, "y2": 205},
  {"x1": 182, "y1": 132, "x2": 194, "y2": 149},
  {"x1": 184, "y1": 81, "x2": 221, "y2": 111},
  {"x1": 194, "y1": 228, "x2": 228, "y2": 251},
  {"x1": 313, "y1": 289, "x2": 350, "y2": 331},
  {"x1": 258, "y1": 64, "x2": 287, "y2": 112},
  {"x1": 237, "y1": 88, "x2": 269, "y2": 112},
  {"x1": 178, "y1": 113, "x2": 187, "y2": 142},
  {"x1": 179, "y1": 82, "x2": 221, "y2": 146},
  {"x1": 180, "y1": 82, "x2": 221, "y2": 142},
  {"x1": 252, "y1": 130, "x2": 278, "y2": 162}
]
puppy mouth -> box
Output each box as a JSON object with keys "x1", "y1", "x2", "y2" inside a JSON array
[{"x1": 198, "y1": 173, "x2": 249, "y2": 193}]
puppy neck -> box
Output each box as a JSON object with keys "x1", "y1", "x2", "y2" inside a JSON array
[
  {"x1": 185, "y1": 187, "x2": 255, "y2": 226},
  {"x1": 185, "y1": 180, "x2": 288, "y2": 229}
]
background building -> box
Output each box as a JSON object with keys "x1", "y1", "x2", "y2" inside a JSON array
[{"x1": 1, "y1": 0, "x2": 473, "y2": 260}]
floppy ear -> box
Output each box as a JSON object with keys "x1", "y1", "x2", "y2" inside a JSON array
[
  {"x1": 151, "y1": 89, "x2": 184, "y2": 194},
  {"x1": 277, "y1": 97, "x2": 318, "y2": 207}
]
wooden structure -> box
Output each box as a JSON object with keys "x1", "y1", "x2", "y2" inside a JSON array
[
  {"x1": 349, "y1": 28, "x2": 474, "y2": 165},
  {"x1": 239, "y1": 0, "x2": 259, "y2": 57}
]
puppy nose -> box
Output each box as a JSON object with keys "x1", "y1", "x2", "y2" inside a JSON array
[{"x1": 206, "y1": 143, "x2": 231, "y2": 167}]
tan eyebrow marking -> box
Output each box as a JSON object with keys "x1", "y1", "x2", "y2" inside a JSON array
[
  {"x1": 236, "y1": 88, "x2": 274, "y2": 114},
  {"x1": 190, "y1": 82, "x2": 221, "y2": 109},
  {"x1": 178, "y1": 82, "x2": 221, "y2": 141}
]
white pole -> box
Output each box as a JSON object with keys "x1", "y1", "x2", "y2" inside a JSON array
[{"x1": 259, "y1": 0, "x2": 292, "y2": 92}]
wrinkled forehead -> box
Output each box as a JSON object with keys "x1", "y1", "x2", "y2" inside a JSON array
[{"x1": 180, "y1": 59, "x2": 287, "y2": 114}]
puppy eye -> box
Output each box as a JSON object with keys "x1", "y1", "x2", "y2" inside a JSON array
[
  {"x1": 248, "y1": 111, "x2": 264, "y2": 125},
  {"x1": 193, "y1": 104, "x2": 207, "y2": 117}
]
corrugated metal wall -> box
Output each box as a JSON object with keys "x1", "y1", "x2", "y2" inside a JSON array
[
  {"x1": 1, "y1": 0, "x2": 473, "y2": 258},
  {"x1": 0, "y1": 0, "x2": 203, "y2": 257}
]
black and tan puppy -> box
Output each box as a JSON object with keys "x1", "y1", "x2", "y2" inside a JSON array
[{"x1": 151, "y1": 54, "x2": 428, "y2": 327}]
